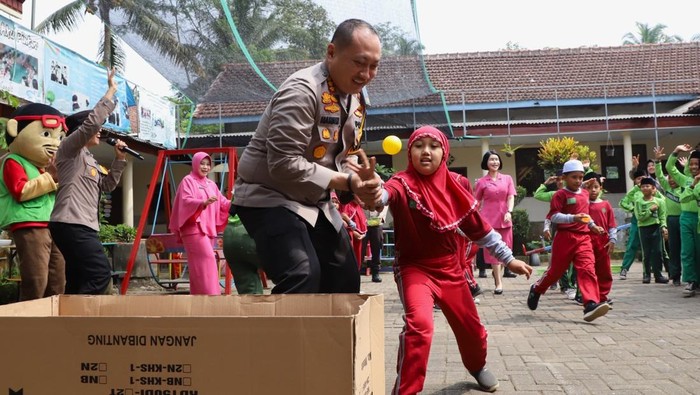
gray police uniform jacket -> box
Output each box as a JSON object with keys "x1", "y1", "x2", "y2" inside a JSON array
[
  {"x1": 234, "y1": 62, "x2": 365, "y2": 232},
  {"x1": 51, "y1": 96, "x2": 125, "y2": 231}
]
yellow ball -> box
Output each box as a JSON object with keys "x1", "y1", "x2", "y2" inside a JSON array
[{"x1": 382, "y1": 135, "x2": 402, "y2": 155}]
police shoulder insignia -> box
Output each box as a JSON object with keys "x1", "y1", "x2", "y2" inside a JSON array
[
  {"x1": 313, "y1": 145, "x2": 326, "y2": 159},
  {"x1": 322, "y1": 92, "x2": 337, "y2": 104},
  {"x1": 324, "y1": 103, "x2": 340, "y2": 113}
]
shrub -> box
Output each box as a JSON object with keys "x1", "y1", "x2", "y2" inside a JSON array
[
  {"x1": 99, "y1": 224, "x2": 136, "y2": 243},
  {"x1": 511, "y1": 209, "x2": 530, "y2": 254},
  {"x1": 537, "y1": 137, "x2": 597, "y2": 174},
  {"x1": 514, "y1": 185, "x2": 527, "y2": 207}
]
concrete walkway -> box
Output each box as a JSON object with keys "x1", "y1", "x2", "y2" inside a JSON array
[{"x1": 359, "y1": 263, "x2": 700, "y2": 394}]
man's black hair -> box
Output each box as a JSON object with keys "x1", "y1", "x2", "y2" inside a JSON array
[{"x1": 331, "y1": 19, "x2": 379, "y2": 50}]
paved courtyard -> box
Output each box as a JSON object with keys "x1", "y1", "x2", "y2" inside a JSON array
[{"x1": 358, "y1": 262, "x2": 700, "y2": 394}]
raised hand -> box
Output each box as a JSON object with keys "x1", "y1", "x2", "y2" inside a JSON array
[
  {"x1": 674, "y1": 144, "x2": 692, "y2": 154},
  {"x1": 544, "y1": 175, "x2": 558, "y2": 185},
  {"x1": 631, "y1": 154, "x2": 640, "y2": 168},
  {"x1": 653, "y1": 146, "x2": 665, "y2": 161}
]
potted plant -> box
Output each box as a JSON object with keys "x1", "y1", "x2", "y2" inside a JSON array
[
  {"x1": 537, "y1": 137, "x2": 598, "y2": 175},
  {"x1": 99, "y1": 224, "x2": 150, "y2": 278}
]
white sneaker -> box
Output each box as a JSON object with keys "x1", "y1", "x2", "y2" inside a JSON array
[
  {"x1": 565, "y1": 288, "x2": 577, "y2": 300},
  {"x1": 474, "y1": 297, "x2": 481, "y2": 305}
]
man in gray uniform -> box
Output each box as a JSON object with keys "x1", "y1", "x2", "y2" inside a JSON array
[{"x1": 232, "y1": 19, "x2": 383, "y2": 293}]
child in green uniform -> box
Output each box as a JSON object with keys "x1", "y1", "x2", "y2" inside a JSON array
[
  {"x1": 665, "y1": 145, "x2": 700, "y2": 297},
  {"x1": 618, "y1": 168, "x2": 647, "y2": 280},
  {"x1": 634, "y1": 177, "x2": 669, "y2": 284},
  {"x1": 653, "y1": 146, "x2": 684, "y2": 286}
]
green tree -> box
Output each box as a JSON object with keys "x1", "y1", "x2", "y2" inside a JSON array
[
  {"x1": 34, "y1": 0, "x2": 202, "y2": 75},
  {"x1": 173, "y1": 0, "x2": 334, "y2": 97},
  {"x1": 622, "y1": 22, "x2": 682, "y2": 45},
  {"x1": 502, "y1": 41, "x2": 525, "y2": 51},
  {"x1": 375, "y1": 22, "x2": 423, "y2": 56}
]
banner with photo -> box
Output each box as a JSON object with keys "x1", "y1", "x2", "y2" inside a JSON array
[
  {"x1": 137, "y1": 87, "x2": 176, "y2": 148},
  {"x1": 43, "y1": 40, "x2": 130, "y2": 133},
  {"x1": 0, "y1": 17, "x2": 43, "y2": 103}
]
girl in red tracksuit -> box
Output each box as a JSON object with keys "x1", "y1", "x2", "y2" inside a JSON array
[
  {"x1": 584, "y1": 172, "x2": 617, "y2": 304},
  {"x1": 380, "y1": 126, "x2": 532, "y2": 394}
]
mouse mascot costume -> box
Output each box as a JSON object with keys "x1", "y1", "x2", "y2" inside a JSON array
[{"x1": 0, "y1": 103, "x2": 67, "y2": 300}]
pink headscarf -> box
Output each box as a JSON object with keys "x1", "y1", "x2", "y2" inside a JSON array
[
  {"x1": 391, "y1": 126, "x2": 477, "y2": 232},
  {"x1": 169, "y1": 152, "x2": 231, "y2": 239}
]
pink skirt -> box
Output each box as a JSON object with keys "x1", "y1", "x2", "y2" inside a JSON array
[{"x1": 483, "y1": 227, "x2": 513, "y2": 265}]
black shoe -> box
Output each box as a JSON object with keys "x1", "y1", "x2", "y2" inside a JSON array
[
  {"x1": 478, "y1": 269, "x2": 487, "y2": 278},
  {"x1": 642, "y1": 275, "x2": 651, "y2": 284},
  {"x1": 371, "y1": 273, "x2": 382, "y2": 283},
  {"x1": 527, "y1": 284, "x2": 540, "y2": 310},
  {"x1": 603, "y1": 298, "x2": 613, "y2": 310},
  {"x1": 672, "y1": 278, "x2": 681, "y2": 286},
  {"x1": 470, "y1": 284, "x2": 483, "y2": 297},
  {"x1": 654, "y1": 275, "x2": 669, "y2": 284},
  {"x1": 573, "y1": 295, "x2": 583, "y2": 306},
  {"x1": 583, "y1": 301, "x2": 610, "y2": 322},
  {"x1": 618, "y1": 269, "x2": 628, "y2": 280},
  {"x1": 503, "y1": 269, "x2": 517, "y2": 278}
]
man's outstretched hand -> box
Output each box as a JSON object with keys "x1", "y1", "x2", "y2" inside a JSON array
[{"x1": 347, "y1": 150, "x2": 382, "y2": 209}]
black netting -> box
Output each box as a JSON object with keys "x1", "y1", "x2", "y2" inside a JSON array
[{"x1": 88, "y1": 0, "x2": 447, "y2": 115}]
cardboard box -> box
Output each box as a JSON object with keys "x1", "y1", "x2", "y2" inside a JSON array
[{"x1": 0, "y1": 294, "x2": 384, "y2": 394}]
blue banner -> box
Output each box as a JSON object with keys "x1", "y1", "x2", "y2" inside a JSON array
[{"x1": 43, "y1": 40, "x2": 130, "y2": 133}]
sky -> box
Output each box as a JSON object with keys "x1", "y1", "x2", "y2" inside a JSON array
[{"x1": 11, "y1": 0, "x2": 700, "y2": 95}]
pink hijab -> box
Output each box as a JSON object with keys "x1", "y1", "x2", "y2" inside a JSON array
[
  {"x1": 391, "y1": 126, "x2": 477, "y2": 232},
  {"x1": 169, "y1": 152, "x2": 231, "y2": 238}
]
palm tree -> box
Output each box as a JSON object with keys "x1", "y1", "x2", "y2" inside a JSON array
[
  {"x1": 622, "y1": 22, "x2": 682, "y2": 45},
  {"x1": 34, "y1": 1, "x2": 201, "y2": 75}
]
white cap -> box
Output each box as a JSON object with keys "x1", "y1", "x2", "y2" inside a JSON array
[{"x1": 562, "y1": 159, "x2": 584, "y2": 173}]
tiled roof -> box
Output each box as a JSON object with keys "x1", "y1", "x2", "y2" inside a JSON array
[{"x1": 194, "y1": 42, "x2": 700, "y2": 119}]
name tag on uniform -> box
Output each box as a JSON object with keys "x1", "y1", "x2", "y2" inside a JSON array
[
  {"x1": 320, "y1": 116, "x2": 339, "y2": 125},
  {"x1": 566, "y1": 197, "x2": 576, "y2": 205}
]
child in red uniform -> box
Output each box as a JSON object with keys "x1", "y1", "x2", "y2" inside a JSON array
[
  {"x1": 527, "y1": 159, "x2": 610, "y2": 322},
  {"x1": 338, "y1": 197, "x2": 367, "y2": 270},
  {"x1": 583, "y1": 172, "x2": 617, "y2": 305},
  {"x1": 378, "y1": 126, "x2": 532, "y2": 394}
]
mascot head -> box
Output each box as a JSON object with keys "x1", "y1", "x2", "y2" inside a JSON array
[{"x1": 4, "y1": 103, "x2": 66, "y2": 168}]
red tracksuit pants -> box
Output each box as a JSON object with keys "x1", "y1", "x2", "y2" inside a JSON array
[
  {"x1": 591, "y1": 235, "x2": 613, "y2": 302},
  {"x1": 533, "y1": 230, "x2": 601, "y2": 305},
  {"x1": 393, "y1": 263, "x2": 487, "y2": 395}
]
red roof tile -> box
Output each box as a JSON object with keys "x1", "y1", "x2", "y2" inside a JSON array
[{"x1": 194, "y1": 43, "x2": 700, "y2": 119}]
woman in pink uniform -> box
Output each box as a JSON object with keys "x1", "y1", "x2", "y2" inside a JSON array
[
  {"x1": 474, "y1": 150, "x2": 517, "y2": 294},
  {"x1": 379, "y1": 126, "x2": 532, "y2": 394},
  {"x1": 170, "y1": 152, "x2": 231, "y2": 295}
]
